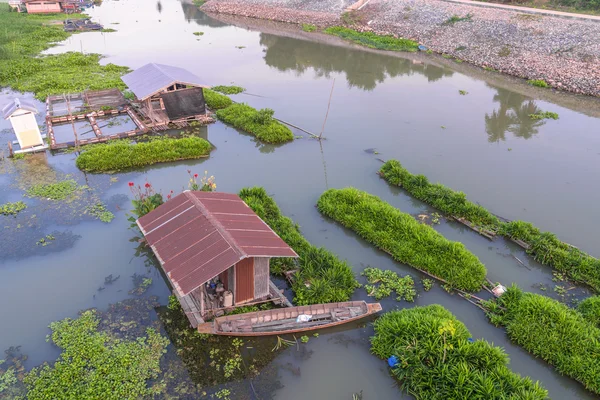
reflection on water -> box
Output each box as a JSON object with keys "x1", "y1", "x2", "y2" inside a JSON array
[
  {"x1": 485, "y1": 86, "x2": 545, "y2": 142},
  {"x1": 260, "y1": 34, "x2": 454, "y2": 91}
]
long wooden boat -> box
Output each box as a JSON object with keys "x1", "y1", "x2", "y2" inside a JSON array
[{"x1": 197, "y1": 301, "x2": 383, "y2": 336}]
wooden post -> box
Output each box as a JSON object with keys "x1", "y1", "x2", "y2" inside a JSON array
[
  {"x1": 65, "y1": 93, "x2": 80, "y2": 151},
  {"x1": 8, "y1": 141, "x2": 13, "y2": 158}
]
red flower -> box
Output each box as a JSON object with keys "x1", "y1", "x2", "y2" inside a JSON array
[
  {"x1": 128, "y1": 182, "x2": 134, "y2": 187},
  {"x1": 144, "y1": 183, "x2": 151, "y2": 188},
  {"x1": 194, "y1": 174, "x2": 198, "y2": 178},
  {"x1": 167, "y1": 194, "x2": 171, "y2": 199},
  {"x1": 187, "y1": 170, "x2": 191, "y2": 174}
]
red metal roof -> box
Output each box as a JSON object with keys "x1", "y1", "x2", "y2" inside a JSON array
[{"x1": 137, "y1": 191, "x2": 298, "y2": 296}]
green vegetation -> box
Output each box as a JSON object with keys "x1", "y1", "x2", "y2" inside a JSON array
[
  {"x1": 193, "y1": 31, "x2": 204, "y2": 36},
  {"x1": 422, "y1": 278, "x2": 434, "y2": 291},
  {"x1": 101, "y1": 28, "x2": 117, "y2": 32},
  {"x1": 216, "y1": 104, "x2": 294, "y2": 144},
  {"x1": 371, "y1": 306, "x2": 547, "y2": 399},
  {"x1": 193, "y1": 0, "x2": 205, "y2": 6},
  {"x1": 317, "y1": 188, "x2": 486, "y2": 292},
  {"x1": 443, "y1": 13, "x2": 473, "y2": 25},
  {"x1": 485, "y1": 285, "x2": 600, "y2": 394},
  {"x1": 380, "y1": 160, "x2": 499, "y2": 228},
  {"x1": 549, "y1": 0, "x2": 599, "y2": 12},
  {"x1": 87, "y1": 203, "x2": 115, "y2": 223},
  {"x1": 577, "y1": 296, "x2": 600, "y2": 327},
  {"x1": 302, "y1": 23, "x2": 317, "y2": 32},
  {"x1": 26, "y1": 180, "x2": 79, "y2": 200},
  {"x1": 204, "y1": 89, "x2": 233, "y2": 109},
  {"x1": 527, "y1": 79, "x2": 549, "y2": 88},
  {"x1": 211, "y1": 85, "x2": 245, "y2": 95},
  {"x1": 362, "y1": 267, "x2": 416, "y2": 301},
  {"x1": 0, "y1": 6, "x2": 129, "y2": 100},
  {"x1": 239, "y1": 187, "x2": 359, "y2": 305},
  {"x1": 0, "y1": 201, "x2": 27, "y2": 216},
  {"x1": 500, "y1": 221, "x2": 600, "y2": 291},
  {"x1": 24, "y1": 310, "x2": 168, "y2": 399},
  {"x1": 458, "y1": 89, "x2": 468, "y2": 95},
  {"x1": 529, "y1": 111, "x2": 559, "y2": 120},
  {"x1": 75, "y1": 137, "x2": 212, "y2": 172},
  {"x1": 324, "y1": 27, "x2": 418, "y2": 52}
]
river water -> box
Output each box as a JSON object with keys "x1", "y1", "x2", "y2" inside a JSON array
[{"x1": 2, "y1": 0, "x2": 600, "y2": 398}]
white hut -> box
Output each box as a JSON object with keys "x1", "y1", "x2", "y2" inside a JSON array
[{"x1": 2, "y1": 98, "x2": 46, "y2": 154}]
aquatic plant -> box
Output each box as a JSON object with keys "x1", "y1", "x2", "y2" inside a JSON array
[
  {"x1": 302, "y1": 24, "x2": 317, "y2": 32},
  {"x1": 86, "y1": 202, "x2": 115, "y2": 223},
  {"x1": 529, "y1": 111, "x2": 559, "y2": 120},
  {"x1": 24, "y1": 310, "x2": 168, "y2": 399},
  {"x1": 422, "y1": 278, "x2": 434, "y2": 291},
  {"x1": 211, "y1": 85, "x2": 245, "y2": 95},
  {"x1": 0, "y1": 201, "x2": 27, "y2": 216},
  {"x1": 371, "y1": 306, "x2": 548, "y2": 399},
  {"x1": 129, "y1": 181, "x2": 164, "y2": 218},
  {"x1": 75, "y1": 136, "x2": 212, "y2": 172},
  {"x1": 239, "y1": 187, "x2": 359, "y2": 305},
  {"x1": 527, "y1": 79, "x2": 549, "y2": 88},
  {"x1": 324, "y1": 27, "x2": 418, "y2": 52},
  {"x1": 577, "y1": 296, "x2": 600, "y2": 327},
  {"x1": 216, "y1": 104, "x2": 294, "y2": 144},
  {"x1": 26, "y1": 180, "x2": 79, "y2": 200},
  {"x1": 484, "y1": 285, "x2": 600, "y2": 394},
  {"x1": 458, "y1": 89, "x2": 468, "y2": 95},
  {"x1": 204, "y1": 89, "x2": 233, "y2": 109},
  {"x1": 362, "y1": 267, "x2": 416, "y2": 301},
  {"x1": 317, "y1": 188, "x2": 487, "y2": 292},
  {"x1": 193, "y1": 31, "x2": 204, "y2": 36}
]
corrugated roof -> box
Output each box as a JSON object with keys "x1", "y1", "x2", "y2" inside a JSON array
[
  {"x1": 121, "y1": 63, "x2": 210, "y2": 101},
  {"x1": 2, "y1": 98, "x2": 38, "y2": 120},
  {"x1": 137, "y1": 191, "x2": 298, "y2": 296}
]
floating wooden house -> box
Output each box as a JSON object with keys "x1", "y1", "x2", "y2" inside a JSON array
[
  {"x1": 121, "y1": 63, "x2": 212, "y2": 129},
  {"x1": 2, "y1": 98, "x2": 47, "y2": 154},
  {"x1": 22, "y1": 0, "x2": 62, "y2": 13},
  {"x1": 137, "y1": 191, "x2": 298, "y2": 328}
]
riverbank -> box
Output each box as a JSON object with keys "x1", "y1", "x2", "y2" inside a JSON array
[{"x1": 201, "y1": 0, "x2": 600, "y2": 97}]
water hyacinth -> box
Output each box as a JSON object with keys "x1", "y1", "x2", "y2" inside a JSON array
[
  {"x1": 362, "y1": 267, "x2": 416, "y2": 302},
  {"x1": 317, "y1": 187, "x2": 487, "y2": 292},
  {"x1": 371, "y1": 306, "x2": 548, "y2": 399}
]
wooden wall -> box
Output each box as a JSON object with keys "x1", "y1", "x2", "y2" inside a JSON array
[{"x1": 254, "y1": 257, "x2": 270, "y2": 299}]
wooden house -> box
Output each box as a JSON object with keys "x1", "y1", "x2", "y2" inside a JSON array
[
  {"x1": 137, "y1": 191, "x2": 298, "y2": 327},
  {"x1": 2, "y1": 98, "x2": 47, "y2": 153},
  {"x1": 22, "y1": 0, "x2": 62, "y2": 13},
  {"x1": 121, "y1": 63, "x2": 211, "y2": 128}
]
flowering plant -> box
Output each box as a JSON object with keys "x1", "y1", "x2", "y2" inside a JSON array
[
  {"x1": 128, "y1": 181, "x2": 164, "y2": 218},
  {"x1": 188, "y1": 170, "x2": 217, "y2": 192}
]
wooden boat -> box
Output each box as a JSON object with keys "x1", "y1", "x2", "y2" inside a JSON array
[{"x1": 197, "y1": 301, "x2": 383, "y2": 336}]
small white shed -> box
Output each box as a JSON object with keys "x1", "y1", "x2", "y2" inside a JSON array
[{"x1": 2, "y1": 98, "x2": 45, "y2": 152}]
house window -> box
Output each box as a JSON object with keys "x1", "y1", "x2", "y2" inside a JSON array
[{"x1": 151, "y1": 99, "x2": 164, "y2": 110}]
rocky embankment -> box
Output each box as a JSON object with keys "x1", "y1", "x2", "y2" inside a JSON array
[{"x1": 202, "y1": 0, "x2": 600, "y2": 97}]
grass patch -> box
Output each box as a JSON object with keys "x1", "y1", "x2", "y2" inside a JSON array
[
  {"x1": 577, "y1": 296, "x2": 600, "y2": 327},
  {"x1": 75, "y1": 137, "x2": 212, "y2": 172},
  {"x1": 26, "y1": 180, "x2": 79, "y2": 200},
  {"x1": 527, "y1": 79, "x2": 549, "y2": 88},
  {"x1": 302, "y1": 23, "x2": 316, "y2": 32},
  {"x1": 238, "y1": 187, "x2": 359, "y2": 305},
  {"x1": 317, "y1": 188, "x2": 487, "y2": 292},
  {"x1": 0, "y1": 5, "x2": 129, "y2": 100},
  {"x1": 324, "y1": 27, "x2": 418, "y2": 52},
  {"x1": 216, "y1": 104, "x2": 293, "y2": 144},
  {"x1": 443, "y1": 13, "x2": 473, "y2": 25},
  {"x1": 341, "y1": 11, "x2": 361, "y2": 25},
  {"x1": 204, "y1": 89, "x2": 233, "y2": 110},
  {"x1": 211, "y1": 85, "x2": 245, "y2": 95},
  {"x1": 372, "y1": 306, "x2": 547, "y2": 399},
  {"x1": 485, "y1": 285, "x2": 600, "y2": 394},
  {"x1": 362, "y1": 267, "x2": 416, "y2": 302},
  {"x1": 0, "y1": 201, "x2": 27, "y2": 216},
  {"x1": 529, "y1": 111, "x2": 559, "y2": 120},
  {"x1": 24, "y1": 310, "x2": 168, "y2": 399}
]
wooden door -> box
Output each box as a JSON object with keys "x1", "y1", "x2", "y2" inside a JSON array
[{"x1": 235, "y1": 258, "x2": 254, "y2": 304}]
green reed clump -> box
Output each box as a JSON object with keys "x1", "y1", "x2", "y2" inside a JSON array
[
  {"x1": 371, "y1": 306, "x2": 548, "y2": 399},
  {"x1": 485, "y1": 285, "x2": 600, "y2": 394},
  {"x1": 317, "y1": 188, "x2": 486, "y2": 292},
  {"x1": 324, "y1": 27, "x2": 418, "y2": 52},
  {"x1": 527, "y1": 79, "x2": 549, "y2": 88},
  {"x1": 529, "y1": 111, "x2": 559, "y2": 120},
  {"x1": 500, "y1": 221, "x2": 600, "y2": 291},
  {"x1": 577, "y1": 296, "x2": 600, "y2": 327},
  {"x1": 380, "y1": 160, "x2": 500, "y2": 229},
  {"x1": 26, "y1": 180, "x2": 79, "y2": 200},
  {"x1": 204, "y1": 89, "x2": 233, "y2": 109},
  {"x1": 211, "y1": 85, "x2": 245, "y2": 95},
  {"x1": 75, "y1": 137, "x2": 212, "y2": 172},
  {"x1": 0, "y1": 201, "x2": 27, "y2": 216},
  {"x1": 239, "y1": 187, "x2": 359, "y2": 305},
  {"x1": 216, "y1": 104, "x2": 293, "y2": 144},
  {"x1": 362, "y1": 267, "x2": 416, "y2": 301}
]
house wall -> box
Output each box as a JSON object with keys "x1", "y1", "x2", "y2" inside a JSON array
[
  {"x1": 254, "y1": 257, "x2": 270, "y2": 298},
  {"x1": 25, "y1": 2, "x2": 61, "y2": 13}
]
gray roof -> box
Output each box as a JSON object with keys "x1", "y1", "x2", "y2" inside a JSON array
[
  {"x1": 2, "y1": 98, "x2": 38, "y2": 120},
  {"x1": 121, "y1": 63, "x2": 209, "y2": 101}
]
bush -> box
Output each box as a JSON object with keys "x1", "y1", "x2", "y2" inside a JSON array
[
  {"x1": 371, "y1": 306, "x2": 547, "y2": 399},
  {"x1": 75, "y1": 137, "x2": 212, "y2": 172},
  {"x1": 238, "y1": 187, "x2": 359, "y2": 305},
  {"x1": 324, "y1": 27, "x2": 418, "y2": 52},
  {"x1": 317, "y1": 188, "x2": 487, "y2": 292},
  {"x1": 216, "y1": 104, "x2": 293, "y2": 144},
  {"x1": 578, "y1": 296, "x2": 600, "y2": 327},
  {"x1": 204, "y1": 89, "x2": 233, "y2": 110},
  {"x1": 380, "y1": 160, "x2": 500, "y2": 229},
  {"x1": 485, "y1": 285, "x2": 600, "y2": 394}
]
